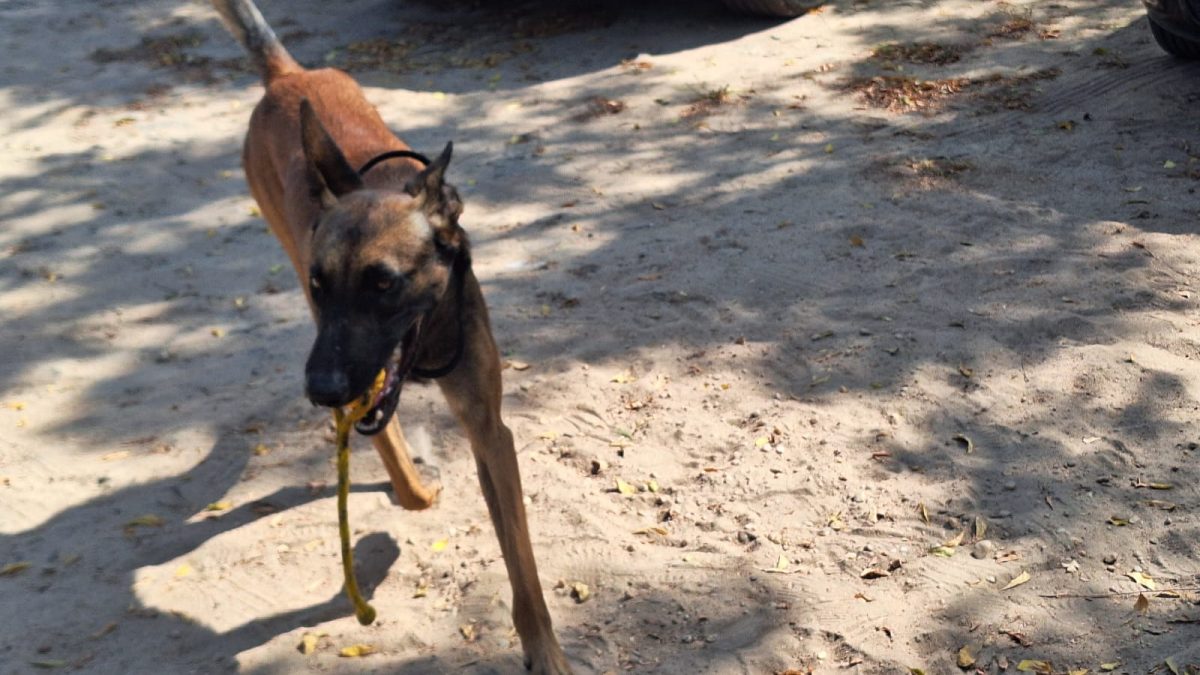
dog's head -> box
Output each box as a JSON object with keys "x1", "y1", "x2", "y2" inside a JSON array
[{"x1": 298, "y1": 99, "x2": 464, "y2": 434}]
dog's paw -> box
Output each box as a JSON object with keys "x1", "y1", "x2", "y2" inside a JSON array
[{"x1": 526, "y1": 647, "x2": 574, "y2": 675}]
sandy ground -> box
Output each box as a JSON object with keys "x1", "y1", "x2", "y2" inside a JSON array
[{"x1": 3, "y1": 0, "x2": 1200, "y2": 673}]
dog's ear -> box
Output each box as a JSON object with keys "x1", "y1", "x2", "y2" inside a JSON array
[
  {"x1": 404, "y1": 142, "x2": 463, "y2": 240},
  {"x1": 299, "y1": 99, "x2": 362, "y2": 208}
]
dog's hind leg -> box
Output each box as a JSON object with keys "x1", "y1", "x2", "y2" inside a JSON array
[{"x1": 370, "y1": 420, "x2": 439, "y2": 510}]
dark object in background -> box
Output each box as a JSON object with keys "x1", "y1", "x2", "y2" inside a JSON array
[
  {"x1": 1143, "y1": 0, "x2": 1200, "y2": 58},
  {"x1": 722, "y1": 0, "x2": 820, "y2": 18}
]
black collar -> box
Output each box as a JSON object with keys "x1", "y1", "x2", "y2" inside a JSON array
[
  {"x1": 360, "y1": 148, "x2": 467, "y2": 381},
  {"x1": 357, "y1": 149, "x2": 432, "y2": 175}
]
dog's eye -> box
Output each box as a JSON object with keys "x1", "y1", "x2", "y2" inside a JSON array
[
  {"x1": 363, "y1": 265, "x2": 400, "y2": 293},
  {"x1": 309, "y1": 270, "x2": 323, "y2": 292}
]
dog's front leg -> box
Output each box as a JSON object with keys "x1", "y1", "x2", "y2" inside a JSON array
[
  {"x1": 437, "y1": 317, "x2": 572, "y2": 674},
  {"x1": 370, "y1": 419, "x2": 439, "y2": 510}
]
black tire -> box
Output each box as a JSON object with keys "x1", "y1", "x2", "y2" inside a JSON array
[
  {"x1": 1148, "y1": 15, "x2": 1200, "y2": 59},
  {"x1": 721, "y1": 0, "x2": 821, "y2": 18}
]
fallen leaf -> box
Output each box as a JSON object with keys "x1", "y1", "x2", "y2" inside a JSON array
[
  {"x1": 1108, "y1": 516, "x2": 1130, "y2": 526},
  {"x1": 571, "y1": 582, "x2": 590, "y2": 603},
  {"x1": 431, "y1": 538, "x2": 449, "y2": 552},
  {"x1": 29, "y1": 660, "x2": 68, "y2": 669},
  {"x1": 774, "y1": 555, "x2": 790, "y2": 572},
  {"x1": 957, "y1": 365, "x2": 974, "y2": 378},
  {"x1": 1145, "y1": 499, "x2": 1177, "y2": 511},
  {"x1": 298, "y1": 632, "x2": 322, "y2": 655},
  {"x1": 918, "y1": 502, "x2": 929, "y2": 524},
  {"x1": 125, "y1": 514, "x2": 165, "y2": 528},
  {"x1": 953, "y1": 434, "x2": 974, "y2": 453},
  {"x1": 338, "y1": 644, "x2": 376, "y2": 657},
  {"x1": 1001, "y1": 629, "x2": 1032, "y2": 647},
  {"x1": 995, "y1": 550, "x2": 1022, "y2": 564},
  {"x1": 1126, "y1": 571, "x2": 1156, "y2": 590},
  {"x1": 824, "y1": 143, "x2": 834, "y2": 154},
  {"x1": 615, "y1": 479, "x2": 637, "y2": 495},
  {"x1": 1, "y1": 562, "x2": 31, "y2": 576},
  {"x1": 506, "y1": 359, "x2": 531, "y2": 371},
  {"x1": 860, "y1": 568, "x2": 890, "y2": 579},
  {"x1": 1016, "y1": 660, "x2": 1053, "y2": 673},
  {"x1": 849, "y1": 234, "x2": 865, "y2": 247},
  {"x1": 1099, "y1": 663, "x2": 1120, "y2": 672},
  {"x1": 174, "y1": 563, "x2": 193, "y2": 579},
  {"x1": 459, "y1": 624, "x2": 476, "y2": 641},
  {"x1": 204, "y1": 501, "x2": 232, "y2": 512},
  {"x1": 1148, "y1": 482, "x2": 1173, "y2": 490},
  {"x1": 1135, "y1": 593, "x2": 1150, "y2": 614},
  {"x1": 957, "y1": 645, "x2": 976, "y2": 668},
  {"x1": 633, "y1": 526, "x2": 669, "y2": 536},
  {"x1": 974, "y1": 516, "x2": 987, "y2": 541},
  {"x1": 1062, "y1": 560, "x2": 1080, "y2": 574},
  {"x1": 1166, "y1": 657, "x2": 1181, "y2": 675},
  {"x1": 1164, "y1": 160, "x2": 1178, "y2": 169},
  {"x1": 101, "y1": 450, "x2": 131, "y2": 462},
  {"x1": 1002, "y1": 570, "x2": 1031, "y2": 591}
]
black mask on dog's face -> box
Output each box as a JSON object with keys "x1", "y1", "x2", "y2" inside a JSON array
[{"x1": 297, "y1": 99, "x2": 462, "y2": 434}]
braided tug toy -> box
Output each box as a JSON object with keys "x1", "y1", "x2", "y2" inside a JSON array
[{"x1": 331, "y1": 369, "x2": 387, "y2": 625}]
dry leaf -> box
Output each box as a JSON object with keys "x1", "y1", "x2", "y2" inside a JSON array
[
  {"x1": 918, "y1": 502, "x2": 929, "y2": 524},
  {"x1": 1148, "y1": 482, "x2": 1173, "y2": 490},
  {"x1": 174, "y1": 563, "x2": 193, "y2": 579},
  {"x1": 571, "y1": 582, "x2": 590, "y2": 603},
  {"x1": 849, "y1": 234, "x2": 865, "y2": 247},
  {"x1": 430, "y1": 538, "x2": 449, "y2": 552},
  {"x1": 957, "y1": 645, "x2": 976, "y2": 668},
  {"x1": 204, "y1": 501, "x2": 232, "y2": 512},
  {"x1": 1001, "y1": 629, "x2": 1032, "y2": 647},
  {"x1": 338, "y1": 644, "x2": 376, "y2": 657},
  {"x1": 1099, "y1": 663, "x2": 1120, "y2": 672},
  {"x1": 1002, "y1": 570, "x2": 1031, "y2": 591},
  {"x1": 298, "y1": 632, "x2": 322, "y2": 655},
  {"x1": 860, "y1": 568, "x2": 890, "y2": 579},
  {"x1": 974, "y1": 516, "x2": 987, "y2": 541},
  {"x1": 101, "y1": 450, "x2": 131, "y2": 462},
  {"x1": 615, "y1": 479, "x2": 637, "y2": 496},
  {"x1": 1016, "y1": 660, "x2": 1053, "y2": 673},
  {"x1": 459, "y1": 624, "x2": 476, "y2": 641},
  {"x1": 1134, "y1": 593, "x2": 1150, "y2": 614},
  {"x1": 1166, "y1": 657, "x2": 1181, "y2": 675},
  {"x1": 1108, "y1": 516, "x2": 1130, "y2": 526},
  {"x1": 1126, "y1": 571, "x2": 1156, "y2": 590},
  {"x1": 506, "y1": 359, "x2": 531, "y2": 371},
  {"x1": 953, "y1": 434, "x2": 974, "y2": 453},
  {"x1": 1, "y1": 562, "x2": 31, "y2": 576},
  {"x1": 125, "y1": 514, "x2": 165, "y2": 528}
]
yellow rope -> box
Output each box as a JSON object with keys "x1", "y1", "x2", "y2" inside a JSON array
[{"x1": 332, "y1": 369, "x2": 387, "y2": 626}]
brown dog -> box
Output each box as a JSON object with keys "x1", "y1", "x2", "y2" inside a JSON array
[{"x1": 212, "y1": 1, "x2": 571, "y2": 671}]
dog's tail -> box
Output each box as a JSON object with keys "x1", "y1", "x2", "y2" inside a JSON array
[{"x1": 211, "y1": 0, "x2": 301, "y2": 83}]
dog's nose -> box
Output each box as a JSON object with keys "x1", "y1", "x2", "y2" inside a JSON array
[{"x1": 306, "y1": 370, "x2": 351, "y2": 407}]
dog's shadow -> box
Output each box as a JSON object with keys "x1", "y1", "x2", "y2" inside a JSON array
[{"x1": 0, "y1": 411, "x2": 402, "y2": 672}]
